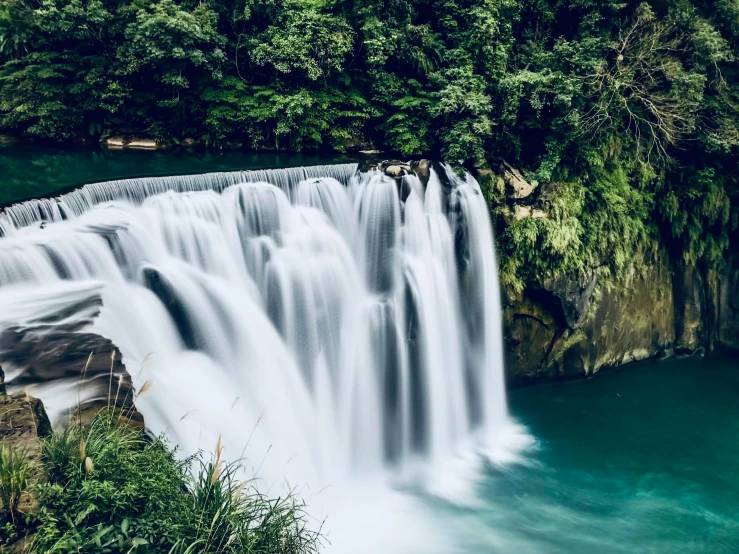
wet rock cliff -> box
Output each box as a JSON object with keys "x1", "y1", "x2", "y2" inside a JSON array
[{"x1": 480, "y1": 161, "x2": 730, "y2": 387}]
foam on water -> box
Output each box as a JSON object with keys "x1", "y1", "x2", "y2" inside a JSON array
[{"x1": 0, "y1": 162, "x2": 530, "y2": 551}]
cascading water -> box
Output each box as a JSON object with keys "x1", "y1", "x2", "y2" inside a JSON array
[{"x1": 0, "y1": 162, "x2": 525, "y2": 552}]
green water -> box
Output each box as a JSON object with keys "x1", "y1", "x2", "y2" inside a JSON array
[
  {"x1": 446, "y1": 354, "x2": 739, "y2": 553},
  {"x1": 0, "y1": 144, "x2": 357, "y2": 206}
]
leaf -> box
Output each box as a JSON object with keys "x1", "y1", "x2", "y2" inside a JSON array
[
  {"x1": 74, "y1": 503, "x2": 97, "y2": 525},
  {"x1": 93, "y1": 524, "x2": 114, "y2": 547}
]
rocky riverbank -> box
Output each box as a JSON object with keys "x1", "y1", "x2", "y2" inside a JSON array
[
  {"x1": 0, "y1": 344, "x2": 144, "y2": 551},
  {"x1": 0, "y1": 320, "x2": 142, "y2": 429}
]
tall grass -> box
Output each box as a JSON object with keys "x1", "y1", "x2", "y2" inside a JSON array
[
  {"x1": 3, "y1": 356, "x2": 322, "y2": 552},
  {"x1": 0, "y1": 445, "x2": 32, "y2": 520},
  {"x1": 186, "y1": 445, "x2": 322, "y2": 554},
  {"x1": 23, "y1": 409, "x2": 323, "y2": 553}
]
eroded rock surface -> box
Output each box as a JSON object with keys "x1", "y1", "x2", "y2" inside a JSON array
[
  {"x1": 504, "y1": 242, "x2": 676, "y2": 386},
  {"x1": 0, "y1": 385, "x2": 52, "y2": 458},
  {"x1": 0, "y1": 325, "x2": 142, "y2": 428},
  {"x1": 501, "y1": 161, "x2": 536, "y2": 199}
]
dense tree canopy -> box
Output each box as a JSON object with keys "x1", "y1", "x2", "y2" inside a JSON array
[{"x1": 0, "y1": 0, "x2": 737, "y2": 285}]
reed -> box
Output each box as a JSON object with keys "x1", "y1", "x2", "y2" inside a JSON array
[
  {"x1": 24, "y1": 409, "x2": 323, "y2": 553},
  {"x1": 0, "y1": 445, "x2": 32, "y2": 522}
]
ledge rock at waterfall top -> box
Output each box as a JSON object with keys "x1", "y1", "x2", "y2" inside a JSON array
[{"x1": 0, "y1": 321, "x2": 142, "y2": 427}]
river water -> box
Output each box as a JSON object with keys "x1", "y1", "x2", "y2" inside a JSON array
[
  {"x1": 1, "y1": 147, "x2": 737, "y2": 553},
  {"x1": 0, "y1": 143, "x2": 356, "y2": 205},
  {"x1": 440, "y1": 353, "x2": 739, "y2": 553}
]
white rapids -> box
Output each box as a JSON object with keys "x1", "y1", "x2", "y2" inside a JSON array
[{"x1": 0, "y1": 163, "x2": 528, "y2": 552}]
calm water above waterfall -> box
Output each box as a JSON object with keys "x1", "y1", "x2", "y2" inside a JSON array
[
  {"x1": 0, "y1": 150, "x2": 737, "y2": 553},
  {"x1": 0, "y1": 144, "x2": 356, "y2": 205}
]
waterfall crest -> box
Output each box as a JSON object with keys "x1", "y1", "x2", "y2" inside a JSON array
[
  {"x1": 0, "y1": 162, "x2": 524, "y2": 551},
  {"x1": 0, "y1": 163, "x2": 359, "y2": 235}
]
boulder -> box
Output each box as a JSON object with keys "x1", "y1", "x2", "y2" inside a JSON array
[
  {"x1": 514, "y1": 205, "x2": 531, "y2": 220},
  {"x1": 385, "y1": 165, "x2": 404, "y2": 178},
  {"x1": 0, "y1": 324, "x2": 143, "y2": 428},
  {"x1": 0, "y1": 388, "x2": 52, "y2": 519},
  {"x1": 409, "y1": 159, "x2": 431, "y2": 187},
  {"x1": 0, "y1": 391, "x2": 52, "y2": 452},
  {"x1": 502, "y1": 161, "x2": 536, "y2": 199}
]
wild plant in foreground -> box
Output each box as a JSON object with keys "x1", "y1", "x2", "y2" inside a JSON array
[
  {"x1": 0, "y1": 445, "x2": 32, "y2": 521},
  {"x1": 27, "y1": 409, "x2": 322, "y2": 553},
  {"x1": 184, "y1": 440, "x2": 323, "y2": 554},
  {"x1": 41, "y1": 428, "x2": 77, "y2": 484}
]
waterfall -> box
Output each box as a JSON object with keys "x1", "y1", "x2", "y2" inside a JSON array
[{"x1": 0, "y1": 162, "x2": 523, "y2": 551}]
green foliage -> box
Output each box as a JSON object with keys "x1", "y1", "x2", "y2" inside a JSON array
[
  {"x1": 435, "y1": 65, "x2": 493, "y2": 162},
  {"x1": 33, "y1": 412, "x2": 193, "y2": 552},
  {"x1": 0, "y1": 445, "x2": 32, "y2": 518},
  {"x1": 121, "y1": 0, "x2": 226, "y2": 86},
  {"x1": 0, "y1": 0, "x2": 738, "y2": 280},
  {"x1": 492, "y1": 0, "x2": 738, "y2": 285},
  {"x1": 497, "y1": 150, "x2": 655, "y2": 292},
  {"x1": 25, "y1": 409, "x2": 321, "y2": 553},
  {"x1": 184, "y1": 454, "x2": 320, "y2": 553},
  {"x1": 249, "y1": 2, "x2": 354, "y2": 81},
  {"x1": 659, "y1": 166, "x2": 733, "y2": 266}
]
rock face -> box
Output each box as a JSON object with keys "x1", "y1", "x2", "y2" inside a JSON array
[
  {"x1": 103, "y1": 136, "x2": 161, "y2": 150},
  {"x1": 0, "y1": 368, "x2": 52, "y2": 520},
  {"x1": 0, "y1": 324, "x2": 142, "y2": 427},
  {"x1": 719, "y1": 252, "x2": 739, "y2": 350},
  {"x1": 540, "y1": 272, "x2": 598, "y2": 329},
  {"x1": 0, "y1": 389, "x2": 52, "y2": 460},
  {"x1": 501, "y1": 228, "x2": 737, "y2": 387},
  {"x1": 672, "y1": 262, "x2": 707, "y2": 353},
  {"x1": 501, "y1": 161, "x2": 537, "y2": 199},
  {"x1": 503, "y1": 242, "x2": 677, "y2": 387},
  {"x1": 472, "y1": 160, "x2": 732, "y2": 386}
]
